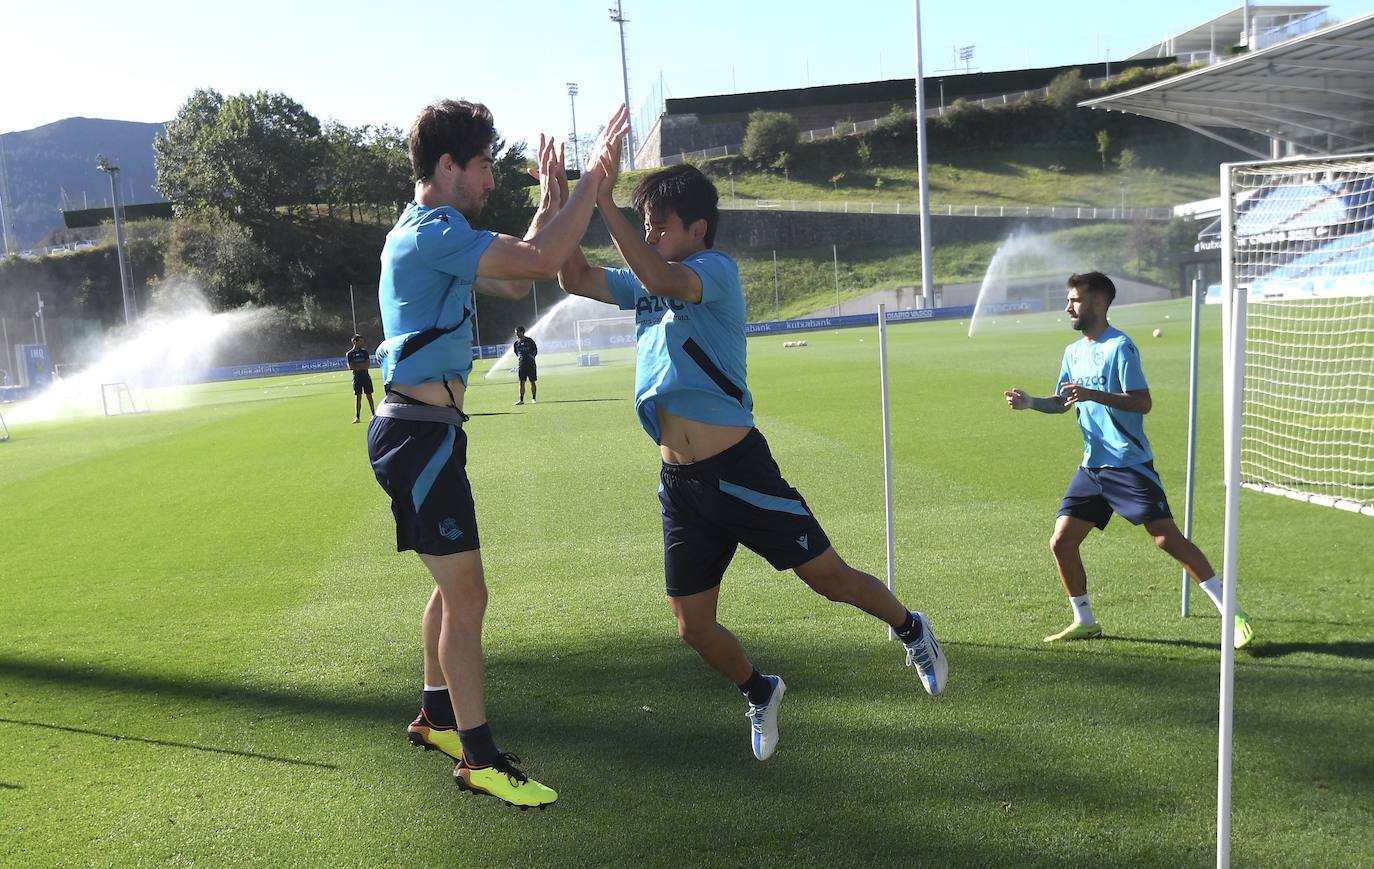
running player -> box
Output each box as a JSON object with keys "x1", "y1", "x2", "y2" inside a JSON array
[
  {"x1": 555, "y1": 148, "x2": 947, "y2": 763},
  {"x1": 370, "y1": 98, "x2": 629, "y2": 807},
  {"x1": 1004, "y1": 271, "x2": 1254, "y2": 648}
]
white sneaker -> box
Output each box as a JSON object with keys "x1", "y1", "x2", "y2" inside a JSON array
[
  {"x1": 515, "y1": 400, "x2": 524, "y2": 406},
  {"x1": 903, "y1": 612, "x2": 947, "y2": 696},
  {"x1": 531, "y1": 398, "x2": 537, "y2": 404},
  {"x1": 745, "y1": 675, "x2": 785, "y2": 761}
]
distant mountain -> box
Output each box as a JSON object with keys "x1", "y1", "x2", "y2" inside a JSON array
[{"x1": 0, "y1": 117, "x2": 167, "y2": 250}]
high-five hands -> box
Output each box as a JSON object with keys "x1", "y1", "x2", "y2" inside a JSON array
[
  {"x1": 589, "y1": 104, "x2": 631, "y2": 198},
  {"x1": 527, "y1": 133, "x2": 568, "y2": 213}
]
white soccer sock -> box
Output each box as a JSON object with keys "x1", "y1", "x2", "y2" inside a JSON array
[
  {"x1": 423, "y1": 683, "x2": 447, "y2": 693},
  {"x1": 1199, "y1": 576, "x2": 1225, "y2": 612},
  {"x1": 1069, "y1": 593, "x2": 1095, "y2": 626}
]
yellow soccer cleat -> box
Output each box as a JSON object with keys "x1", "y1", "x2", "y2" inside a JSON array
[
  {"x1": 1043, "y1": 621, "x2": 1103, "y2": 643},
  {"x1": 455, "y1": 753, "x2": 558, "y2": 810},
  {"x1": 407, "y1": 710, "x2": 463, "y2": 761},
  {"x1": 1234, "y1": 608, "x2": 1255, "y2": 650}
]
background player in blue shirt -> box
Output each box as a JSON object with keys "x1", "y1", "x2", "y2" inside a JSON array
[
  {"x1": 1005, "y1": 272, "x2": 1253, "y2": 648},
  {"x1": 368, "y1": 98, "x2": 629, "y2": 809},
  {"x1": 556, "y1": 149, "x2": 947, "y2": 763},
  {"x1": 346, "y1": 334, "x2": 374, "y2": 423}
]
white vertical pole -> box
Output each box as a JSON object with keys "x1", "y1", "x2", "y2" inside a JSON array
[
  {"x1": 349, "y1": 284, "x2": 357, "y2": 335},
  {"x1": 1217, "y1": 163, "x2": 1239, "y2": 869},
  {"x1": 878, "y1": 303, "x2": 896, "y2": 640},
  {"x1": 1182, "y1": 275, "x2": 1202, "y2": 616},
  {"x1": 532, "y1": 282, "x2": 539, "y2": 321},
  {"x1": 913, "y1": 0, "x2": 934, "y2": 309},
  {"x1": 833, "y1": 244, "x2": 841, "y2": 314},
  {"x1": 772, "y1": 250, "x2": 780, "y2": 315}
]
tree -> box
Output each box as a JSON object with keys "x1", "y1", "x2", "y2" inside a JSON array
[
  {"x1": 471, "y1": 137, "x2": 536, "y2": 237},
  {"x1": 322, "y1": 121, "x2": 367, "y2": 221},
  {"x1": 361, "y1": 125, "x2": 412, "y2": 222},
  {"x1": 771, "y1": 151, "x2": 792, "y2": 181},
  {"x1": 153, "y1": 88, "x2": 228, "y2": 218},
  {"x1": 1046, "y1": 69, "x2": 1087, "y2": 111},
  {"x1": 1096, "y1": 129, "x2": 1111, "y2": 171},
  {"x1": 742, "y1": 110, "x2": 798, "y2": 162},
  {"x1": 154, "y1": 89, "x2": 323, "y2": 225}
]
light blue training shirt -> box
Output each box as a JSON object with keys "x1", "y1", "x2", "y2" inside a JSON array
[
  {"x1": 1057, "y1": 325, "x2": 1153, "y2": 468},
  {"x1": 376, "y1": 203, "x2": 495, "y2": 388},
  {"x1": 606, "y1": 248, "x2": 755, "y2": 442}
]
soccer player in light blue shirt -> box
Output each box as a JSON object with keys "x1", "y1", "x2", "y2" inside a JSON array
[
  {"x1": 1005, "y1": 272, "x2": 1253, "y2": 648},
  {"x1": 367, "y1": 99, "x2": 630, "y2": 809},
  {"x1": 557, "y1": 152, "x2": 947, "y2": 763}
]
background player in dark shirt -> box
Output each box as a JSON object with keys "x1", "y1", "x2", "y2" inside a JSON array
[
  {"x1": 347, "y1": 335, "x2": 374, "y2": 423},
  {"x1": 513, "y1": 325, "x2": 538, "y2": 405}
]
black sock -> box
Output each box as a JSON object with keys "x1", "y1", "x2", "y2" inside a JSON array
[
  {"x1": 458, "y1": 723, "x2": 500, "y2": 767},
  {"x1": 737, "y1": 669, "x2": 774, "y2": 706},
  {"x1": 422, "y1": 688, "x2": 455, "y2": 728},
  {"x1": 894, "y1": 611, "x2": 923, "y2": 643}
]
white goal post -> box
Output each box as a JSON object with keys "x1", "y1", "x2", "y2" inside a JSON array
[
  {"x1": 1214, "y1": 151, "x2": 1374, "y2": 868},
  {"x1": 101, "y1": 381, "x2": 146, "y2": 416},
  {"x1": 574, "y1": 315, "x2": 637, "y2": 356}
]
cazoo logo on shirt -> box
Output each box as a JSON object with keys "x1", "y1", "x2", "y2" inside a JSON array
[
  {"x1": 1068, "y1": 375, "x2": 1108, "y2": 387},
  {"x1": 636, "y1": 295, "x2": 686, "y2": 322}
]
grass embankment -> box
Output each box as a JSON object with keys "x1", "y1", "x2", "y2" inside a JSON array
[{"x1": 584, "y1": 222, "x2": 1174, "y2": 321}]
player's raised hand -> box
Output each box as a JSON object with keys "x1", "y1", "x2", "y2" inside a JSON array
[
  {"x1": 587, "y1": 104, "x2": 631, "y2": 191},
  {"x1": 528, "y1": 134, "x2": 568, "y2": 212},
  {"x1": 1005, "y1": 388, "x2": 1031, "y2": 410}
]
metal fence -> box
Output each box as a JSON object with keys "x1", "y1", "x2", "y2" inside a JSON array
[
  {"x1": 711, "y1": 198, "x2": 1173, "y2": 221},
  {"x1": 661, "y1": 72, "x2": 1131, "y2": 167}
]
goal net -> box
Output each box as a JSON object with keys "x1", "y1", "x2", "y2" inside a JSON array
[
  {"x1": 1226, "y1": 153, "x2": 1374, "y2": 517},
  {"x1": 574, "y1": 315, "x2": 637, "y2": 356},
  {"x1": 101, "y1": 381, "x2": 145, "y2": 416}
]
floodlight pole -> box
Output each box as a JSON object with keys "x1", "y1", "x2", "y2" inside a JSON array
[
  {"x1": 913, "y1": 0, "x2": 935, "y2": 308},
  {"x1": 97, "y1": 155, "x2": 136, "y2": 326},
  {"x1": 35, "y1": 292, "x2": 47, "y2": 347},
  {"x1": 609, "y1": 1, "x2": 636, "y2": 169},
  {"x1": 349, "y1": 284, "x2": 357, "y2": 335},
  {"x1": 567, "y1": 83, "x2": 580, "y2": 170}
]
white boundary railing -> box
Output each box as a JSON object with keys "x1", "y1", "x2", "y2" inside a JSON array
[{"x1": 709, "y1": 198, "x2": 1173, "y2": 221}]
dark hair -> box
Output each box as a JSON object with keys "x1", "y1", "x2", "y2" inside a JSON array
[
  {"x1": 352, "y1": 334, "x2": 363, "y2": 341},
  {"x1": 408, "y1": 99, "x2": 495, "y2": 182},
  {"x1": 515, "y1": 325, "x2": 525, "y2": 332},
  {"x1": 630, "y1": 164, "x2": 720, "y2": 248},
  {"x1": 1067, "y1": 271, "x2": 1116, "y2": 304}
]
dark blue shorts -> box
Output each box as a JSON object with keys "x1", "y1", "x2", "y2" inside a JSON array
[
  {"x1": 353, "y1": 370, "x2": 374, "y2": 395},
  {"x1": 1058, "y1": 462, "x2": 1173, "y2": 530},
  {"x1": 367, "y1": 415, "x2": 479, "y2": 555},
  {"x1": 659, "y1": 428, "x2": 830, "y2": 597},
  {"x1": 518, "y1": 361, "x2": 537, "y2": 382}
]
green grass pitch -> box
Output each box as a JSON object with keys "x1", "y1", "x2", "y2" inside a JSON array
[{"x1": 1, "y1": 299, "x2": 1370, "y2": 866}]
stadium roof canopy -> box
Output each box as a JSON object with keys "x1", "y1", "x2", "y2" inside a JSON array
[
  {"x1": 1082, "y1": 10, "x2": 1374, "y2": 158},
  {"x1": 1128, "y1": 4, "x2": 1328, "y2": 60}
]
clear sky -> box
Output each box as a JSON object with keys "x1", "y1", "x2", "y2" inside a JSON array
[{"x1": 3, "y1": 0, "x2": 1370, "y2": 152}]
